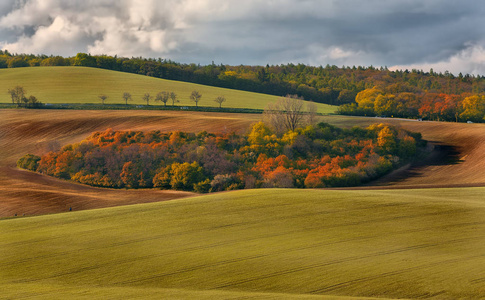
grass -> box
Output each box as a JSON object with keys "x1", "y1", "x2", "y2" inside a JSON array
[
  {"x1": 1, "y1": 188, "x2": 484, "y2": 299},
  {"x1": 0, "y1": 66, "x2": 336, "y2": 114}
]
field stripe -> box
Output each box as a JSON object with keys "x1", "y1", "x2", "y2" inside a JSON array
[
  {"x1": 11, "y1": 220, "x2": 481, "y2": 287},
  {"x1": 2, "y1": 206, "x2": 475, "y2": 269},
  {"x1": 211, "y1": 236, "x2": 485, "y2": 291},
  {"x1": 308, "y1": 253, "x2": 485, "y2": 295}
]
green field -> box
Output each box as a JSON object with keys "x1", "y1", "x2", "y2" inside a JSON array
[
  {"x1": 0, "y1": 67, "x2": 336, "y2": 114},
  {"x1": 1, "y1": 188, "x2": 484, "y2": 299}
]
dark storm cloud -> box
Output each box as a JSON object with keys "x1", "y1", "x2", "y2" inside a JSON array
[{"x1": 0, "y1": 0, "x2": 484, "y2": 74}]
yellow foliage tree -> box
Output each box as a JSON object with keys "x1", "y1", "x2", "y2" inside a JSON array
[{"x1": 355, "y1": 87, "x2": 383, "y2": 111}]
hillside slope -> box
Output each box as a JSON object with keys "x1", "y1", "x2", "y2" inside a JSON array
[
  {"x1": 3, "y1": 110, "x2": 485, "y2": 217},
  {"x1": 0, "y1": 66, "x2": 336, "y2": 113},
  {"x1": 1, "y1": 188, "x2": 484, "y2": 299}
]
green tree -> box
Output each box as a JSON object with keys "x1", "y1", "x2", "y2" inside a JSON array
[
  {"x1": 374, "y1": 93, "x2": 396, "y2": 116},
  {"x1": 17, "y1": 154, "x2": 41, "y2": 171},
  {"x1": 170, "y1": 162, "x2": 206, "y2": 191},
  {"x1": 73, "y1": 53, "x2": 96, "y2": 67},
  {"x1": 152, "y1": 165, "x2": 172, "y2": 189}
]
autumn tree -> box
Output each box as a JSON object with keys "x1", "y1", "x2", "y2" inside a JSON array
[
  {"x1": 459, "y1": 95, "x2": 485, "y2": 122},
  {"x1": 122, "y1": 92, "x2": 132, "y2": 105},
  {"x1": 214, "y1": 96, "x2": 226, "y2": 108},
  {"x1": 120, "y1": 161, "x2": 139, "y2": 188},
  {"x1": 355, "y1": 87, "x2": 383, "y2": 113},
  {"x1": 190, "y1": 90, "x2": 202, "y2": 107},
  {"x1": 98, "y1": 94, "x2": 108, "y2": 105},
  {"x1": 142, "y1": 93, "x2": 152, "y2": 106},
  {"x1": 156, "y1": 91, "x2": 170, "y2": 106},
  {"x1": 169, "y1": 162, "x2": 206, "y2": 191},
  {"x1": 377, "y1": 125, "x2": 397, "y2": 153},
  {"x1": 374, "y1": 93, "x2": 396, "y2": 116}
]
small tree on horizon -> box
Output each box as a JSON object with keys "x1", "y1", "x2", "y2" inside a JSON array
[
  {"x1": 122, "y1": 92, "x2": 132, "y2": 105},
  {"x1": 156, "y1": 91, "x2": 170, "y2": 106},
  {"x1": 190, "y1": 90, "x2": 202, "y2": 107},
  {"x1": 170, "y1": 92, "x2": 178, "y2": 106},
  {"x1": 98, "y1": 94, "x2": 109, "y2": 105},
  {"x1": 214, "y1": 95, "x2": 226, "y2": 108},
  {"x1": 142, "y1": 93, "x2": 152, "y2": 106},
  {"x1": 7, "y1": 86, "x2": 25, "y2": 107}
]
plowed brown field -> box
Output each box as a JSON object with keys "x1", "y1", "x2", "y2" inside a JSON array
[
  {"x1": 0, "y1": 109, "x2": 260, "y2": 217},
  {"x1": 1, "y1": 110, "x2": 484, "y2": 217}
]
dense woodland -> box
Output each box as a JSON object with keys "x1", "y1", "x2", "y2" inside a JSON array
[
  {"x1": 3, "y1": 50, "x2": 485, "y2": 121},
  {"x1": 18, "y1": 122, "x2": 424, "y2": 192}
]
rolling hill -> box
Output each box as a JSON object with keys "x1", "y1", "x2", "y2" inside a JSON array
[
  {"x1": 0, "y1": 66, "x2": 336, "y2": 114},
  {"x1": 1, "y1": 188, "x2": 484, "y2": 299},
  {"x1": 2, "y1": 107, "x2": 485, "y2": 298}
]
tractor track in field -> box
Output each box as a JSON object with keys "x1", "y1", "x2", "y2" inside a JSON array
[
  {"x1": 11, "y1": 220, "x2": 484, "y2": 287},
  {"x1": 7, "y1": 201, "x2": 483, "y2": 285}
]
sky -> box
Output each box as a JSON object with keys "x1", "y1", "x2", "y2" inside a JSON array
[{"x1": 1, "y1": 0, "x2": 485, "y2": 75}]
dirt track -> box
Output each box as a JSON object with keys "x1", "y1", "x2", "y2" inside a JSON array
[{"x1": 1, "y1": 110, "x2": 484, "y2": 217}]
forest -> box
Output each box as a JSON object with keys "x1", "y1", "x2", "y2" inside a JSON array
[
  {"x1": 0, "y1": 51, "x2": 483, "y2": 102},
  {"x1": 3, "y1": 51, "x2": 485, "y2": 121},
  {"x1": 338, "y1": 87, "x2": 485, "y2": 122},
  {"x1": 18, "y1": 122, "x2": 425, "y2": 192}
]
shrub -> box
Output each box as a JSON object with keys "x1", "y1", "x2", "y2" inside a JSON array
[{"x1": 17, "y1": 154, "x2": 41, "y2": 171}]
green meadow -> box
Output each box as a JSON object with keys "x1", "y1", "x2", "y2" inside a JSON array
[
  {"x1": 1, "y1": 188, "x2": 484, "y2": 299},
  {"x1": 0, "y1": 66, "x2": 336, "y2": 114}
]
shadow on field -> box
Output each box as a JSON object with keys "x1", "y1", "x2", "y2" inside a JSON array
[{"x1": 366, "y1": 142, "x2": 461, "y2": 187}]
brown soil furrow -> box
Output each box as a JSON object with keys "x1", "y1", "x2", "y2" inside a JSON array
[{"x1": 2, "y1": 110, "x2": 485, "y2": 217}]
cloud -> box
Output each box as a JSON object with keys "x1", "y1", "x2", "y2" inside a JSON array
[
  {"x1": 390, "y1": 43, "x2": 485, "y2": 76},
  {"x1": 0, "y1": 0, "x2": 484, "y2": 75}
]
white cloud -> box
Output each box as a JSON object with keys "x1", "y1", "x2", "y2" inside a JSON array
[
  {"x1": 390, "y1": 43, "x2": 485, "y2": 76},
  {"x1": 0, "y1": 15, "x2": 87, "y2": 54},
  {"x1": 0, "y1": 0, "x2": 484, "y2": 75}
]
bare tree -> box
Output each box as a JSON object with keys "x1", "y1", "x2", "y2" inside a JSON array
[
  {"x1": 214, "y1": 96, "x2": 226, "y2": 108},
  {"x1": 142, "y1": 93, "x2": 152, "y2": 106},
  {"x1": 7, "y1": 86, "x2": 25, "y2": 106},
  {"x1": 306, "y1": 101, "x2": 318, "y2": 126},
  {"x1": 190, "y1": 90, "x2": 202, "y2": 107},
  {"x1": 263, "y1": 94, "x2": 313, "y2": 134},
  {"x1": 122, "y1": 92, "x2": 132, "y2": 105},
  {"x1": 155, "y1": 91, "x2": 170, "y2": 106},
  {"x1": 98, "y1": 94, "x2": 109, "y2": 105},
  {"x1": 170, "y1": 92, "x2": 178, "y2": 106}
]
